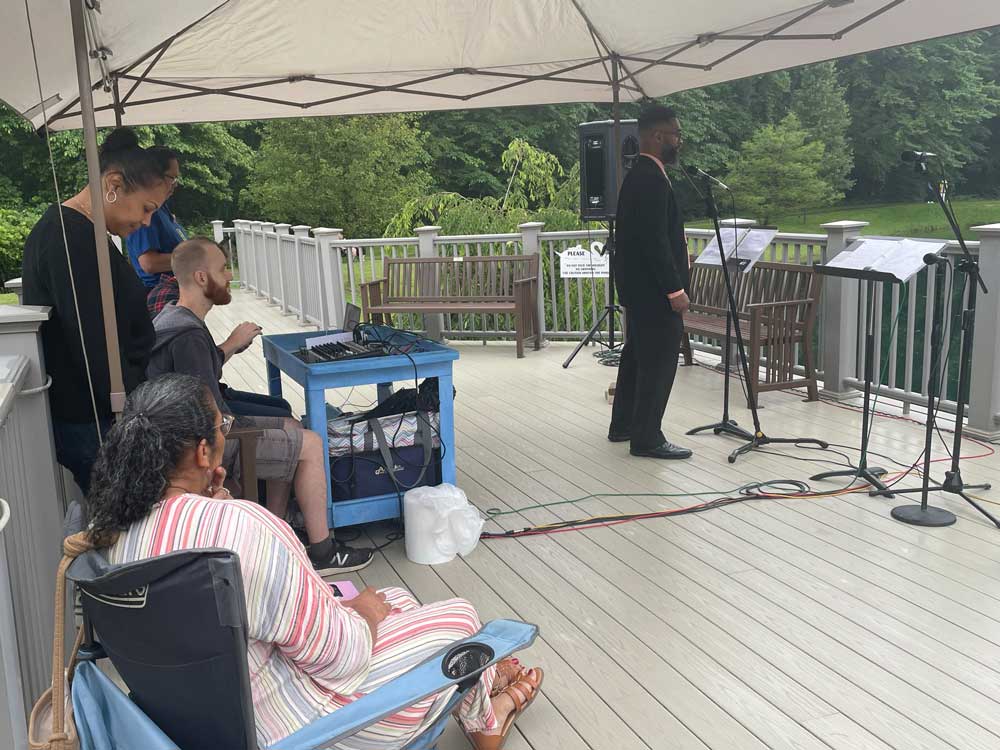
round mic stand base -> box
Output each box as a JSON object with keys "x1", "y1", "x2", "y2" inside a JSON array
[{"x1": 890, "y1": 504, "x2": 956, "y2": 527}]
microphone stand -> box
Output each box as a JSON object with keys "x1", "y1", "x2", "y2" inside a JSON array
[
  {"x1": 695, "y1": 175, "x2": 828, "y2": 463},
  {"x1": 686, "y1": 221, "x2": 753, "y2": 441},
  {"x1": 874, "y1": 162, "x2": 996, "y2": 527}
]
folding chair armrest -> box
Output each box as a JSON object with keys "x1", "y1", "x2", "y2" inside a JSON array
[{"x1": 270, "y1": 619, "x2": 538, "y2": 750}]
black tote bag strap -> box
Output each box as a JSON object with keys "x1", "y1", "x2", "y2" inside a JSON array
[{"x1": 368, "y1": 412, "x2": 433, "y2": 490}]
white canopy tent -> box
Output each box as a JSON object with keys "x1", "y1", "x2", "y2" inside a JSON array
[
  {"x1": 2, "y1": 0, "x2": 999, "y2": 409},
  {"x1": 5, "y1": 0, "x2": 1000, "y2": 131}
]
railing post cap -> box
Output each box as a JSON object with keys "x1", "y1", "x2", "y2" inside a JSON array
[
  {"x1": 274, "y1": 223, "x2": 292, "y2": 232},
  {"x1": 720, "y1": 218, "x2": 756, "y2": 227},
  {"x1": 312, "y1": 227, "x2": 344, "y2": 237},
  {"x1": 972, "y1": 223, "x2": 1000, "y2": 236},
  {"x1": 210, "y1": 219, "x2": 224, "y2": 226},
  {"x1": 415, "y1": 226, "x2": 441, "y2": 234},
  {"x1": 821, "y1": 220, "x2": 869, "y2": 231},
  {"x1": 518, "y1": 221, "x2": 545, "y2": 230},
  {"x1": 249, "y1": 220, "x2": 262, "y2": 227}
]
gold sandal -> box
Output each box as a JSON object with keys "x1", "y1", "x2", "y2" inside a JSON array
[
  {"x1": 465, "y1": 668, "x2": 544, "y2": 750},
  {"x1": 490, "y1": 657, "x2": 523, "y2": 697}
]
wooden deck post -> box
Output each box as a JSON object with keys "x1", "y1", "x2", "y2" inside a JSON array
[
  {"x1": 274, "y1": 223, "x2": 292, "y2": 314},
  {"x1": 416, "y1": 226, "x2": 444, "y2": 340},
  {"x1": 967, "y1": 223, "x2": 1000, "y2": 438},
  {"x1": 519, "y1": 221, "x2": 546, "y2": 344},
  {"x1": 313, "y1": 228, "x2": 345, "y2": 330},
  {"x1": 291, "y1": 225, "x2": 311, "y2": 325},
  {"x1": 819, "y1": 220, "x2": 867, "y2": 398}
]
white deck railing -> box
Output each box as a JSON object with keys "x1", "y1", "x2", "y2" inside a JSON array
[{"x1": 221, "y1": 218, "x2": 1000, "y2": 438}]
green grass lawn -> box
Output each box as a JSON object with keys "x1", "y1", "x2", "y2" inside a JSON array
[
  {"x1": 689, "y1": 197, "x2": 1000, "y2": 239},
  {"x1": 0, "y1": 292, "x2": 16, "y2": 305}
]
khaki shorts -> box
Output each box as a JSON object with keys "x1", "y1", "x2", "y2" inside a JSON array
[{"x1": 223, "y1": 415, "x2": 304, "y2": 485}]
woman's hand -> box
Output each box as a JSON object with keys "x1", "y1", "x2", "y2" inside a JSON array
[
  {"x1": 343, "y1": 587, "x2": 391, "y2": 641},
  {"x1": 208, "y1": 466, "x2": 231, "y2": 499}
]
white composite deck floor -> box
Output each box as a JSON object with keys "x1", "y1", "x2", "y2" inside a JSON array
[{"x1": 208, "y1": 288, "x2": 1000, "y2": 750}]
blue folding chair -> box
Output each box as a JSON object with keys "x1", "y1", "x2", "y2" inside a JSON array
[{"x1": 67, "y1": 548, "x2": 537, "y2": 750}]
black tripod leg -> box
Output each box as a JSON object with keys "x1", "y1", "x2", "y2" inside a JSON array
[
  {"x1": 959, "y1": 492, "x2": 1000, "y2": 528},
  {"x1": 563, "y1": 307, "x2": 612, "y2": 368}
]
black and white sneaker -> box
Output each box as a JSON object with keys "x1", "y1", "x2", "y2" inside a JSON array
[{"x1": 310, "y1": 540, "x2": 375, "y2": 575}]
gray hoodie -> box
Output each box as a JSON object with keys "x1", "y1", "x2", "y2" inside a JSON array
[{"x1": 147, "y1": 303, "x2": 226, "y2": 409}]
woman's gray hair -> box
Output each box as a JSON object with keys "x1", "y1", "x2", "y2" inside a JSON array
[{"x1": 86, "y1": 374, "x2": 219, "y2": 539}]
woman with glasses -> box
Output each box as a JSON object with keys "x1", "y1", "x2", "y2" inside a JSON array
[
  {"x1": 86, "y1": 373, "x2": 543, "y2": 750},
  {"x1": 126, "y1": 146, "x2": 189, "y2": 316}
]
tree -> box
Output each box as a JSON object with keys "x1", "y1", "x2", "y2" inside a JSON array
[
  {"x1": 242, "y1": 114, "x2": 432, "y2": 237},
  {"x1": 725, "y1": 114, "x2": 841, "y2": 226},
  {"x1": 420, "y1": 104, "x2": 598, "y2": 197},
  {"x1": 790, "y1": 62, "x2": 854, "y2": 195},
  {"x1": 840, "y1": 32, "x2": 1000, "y2": 198},
  {"x1": 499, "y1": 138, "x2": 564, "y2": 210}
]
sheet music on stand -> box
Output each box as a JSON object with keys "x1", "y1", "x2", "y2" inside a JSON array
[
  {"x1": 822, "y1": 238, "x2": 948, "y2": 283},
  {"x1": 694, "y1": 228, "x2": 779, "y2": 273}
]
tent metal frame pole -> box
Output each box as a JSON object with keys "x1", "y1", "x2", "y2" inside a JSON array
[
  {"x1": 69, "y1": 0, "x2": 126, "y2": 413},
  {"x1": 112, "y1": 76, "x2": 123, "y2": 126},
  {"x1": 42, "y1": 0, "x2": 912, "y2": 130}
]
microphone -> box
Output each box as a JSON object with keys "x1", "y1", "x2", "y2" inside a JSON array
[
  {"x1": 924, "y1": 252, "x2": 947, "y2": 266},
  {"x1": 901, "y1": 150, "x2": 937, "y2": 162},
  {"x1": 694, "y1": 167, "x2": 730, "y2": 191}
]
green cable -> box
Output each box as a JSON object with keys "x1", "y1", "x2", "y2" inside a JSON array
[{"x1": 484, "y1": 480, "x2": 805, "y2": 517}]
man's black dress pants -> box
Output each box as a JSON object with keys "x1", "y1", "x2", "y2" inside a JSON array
[{"x1": 609, "y1": 304, "x2": 684, "y2": 450}]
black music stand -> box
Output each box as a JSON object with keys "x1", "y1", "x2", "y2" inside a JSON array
[{"x1": 810, "y1": 263, "x2": 899, "y2": 496}]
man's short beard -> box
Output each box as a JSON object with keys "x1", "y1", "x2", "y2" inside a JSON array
[{"x1": 205, "y1": 276, "x2": 231, "y2": 305}]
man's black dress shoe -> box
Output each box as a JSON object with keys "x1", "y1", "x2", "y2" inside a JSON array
[
  {"x1": 608, "y1": 432, "x2": 630, "y2": 443},
  {"x1": 630, "y1": 441, "x2": 693, "y2": 459}
]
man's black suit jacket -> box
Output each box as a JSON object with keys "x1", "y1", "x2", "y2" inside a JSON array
[{"x1": 613, "y1": 155, "x2": 689, "y2": 312}]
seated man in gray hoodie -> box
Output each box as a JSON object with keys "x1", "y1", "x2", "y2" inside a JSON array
[{"x1": 147, "y1": 237, "x2": 373, "y2": 574}]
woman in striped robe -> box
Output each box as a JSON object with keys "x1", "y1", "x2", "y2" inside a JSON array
[{"x1": 85, "y1": 373, "x2": 543, "y2": 750}]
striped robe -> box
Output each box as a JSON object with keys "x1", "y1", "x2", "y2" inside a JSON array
[{"x1": 106, "y1": 493, "x2": 497, "y2": 748}]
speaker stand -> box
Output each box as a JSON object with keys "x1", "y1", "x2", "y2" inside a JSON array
[{"x1": 564, "y1": 220, "x2": 622, "y2": 368}]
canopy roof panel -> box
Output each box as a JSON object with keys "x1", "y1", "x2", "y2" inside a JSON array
[{"x1": 3, "y1": 0, "x2": 999, "y2": 129}]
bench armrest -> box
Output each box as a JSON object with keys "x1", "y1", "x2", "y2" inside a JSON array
[
  {"x1": 270, "y1": 619, "x2": 538, "y2": 750},
  {"x1": 360, "y1": 278, "x2": 388, "y2": 320},
  {"x1": 745, "y1": 297, "x2": 816, "y2": 311}
]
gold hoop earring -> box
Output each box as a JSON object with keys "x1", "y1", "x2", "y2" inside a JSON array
[{"x1": 105, "y1": 189, "x2": 118, "y2": 204}]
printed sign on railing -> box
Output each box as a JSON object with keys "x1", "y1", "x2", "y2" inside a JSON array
[{"x1": 558, "y1": 243, "x2": 609, "y2": 278}]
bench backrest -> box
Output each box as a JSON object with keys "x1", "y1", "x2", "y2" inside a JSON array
[
  {"x1": 689, "y1": 260, "x2": 820, "y2": 315},
  {"x1": 383, "y1": 255, "x2": 538, "y2": 303}
]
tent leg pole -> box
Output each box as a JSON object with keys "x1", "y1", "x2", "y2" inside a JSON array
[{"x1": 69, "y1": 0, "x2": 126, "y2": 414}]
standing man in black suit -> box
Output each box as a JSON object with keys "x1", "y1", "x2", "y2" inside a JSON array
[{"x1": 608, "y1": 105, "x2": 693, "y2": 460}]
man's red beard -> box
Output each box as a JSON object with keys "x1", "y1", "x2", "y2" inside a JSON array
[{"x1": 205, "y1": 276, "x2": 232, "y2": 305}]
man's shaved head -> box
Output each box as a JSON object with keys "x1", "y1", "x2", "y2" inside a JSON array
[
  {"x1": 171, "y1": 237, "x2": 225, "y2": 286},
  {"x1": 171, "y1": 236, "x2": 232, "y2": 306}
]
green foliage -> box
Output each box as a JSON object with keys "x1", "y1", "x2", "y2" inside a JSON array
[
  {"x1": 689, "y1": 197, "x2": 1000, "y2": 239},
  {"x1": 790, "y1": 62, "x2": 855, "y2": 195},
  {"x1": 725, "y1": 114, "x2": 841, "y2": 225},
  {"x1": 242, "y1": 114, "x2": 432, "y2": 237},
  {"x1": 840, "y1": 32, "x2": 1000, "y2": 198},
  {"x1": 0, "y1": 205, "x2": 41, "y2": 284},
  {"x1": 420, "y1": 104, "x2": 597, "y2": 197},
  {"x1": 500, "y1": 138, "x2": 564, "y2": 210}
]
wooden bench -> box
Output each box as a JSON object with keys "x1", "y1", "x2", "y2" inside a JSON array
[
  {"x1": 360, "y1": 255, "x2": 541, "y2": 358},
  {"x1": 681, "y1": 260, "x2": 822, "y2": 406}
]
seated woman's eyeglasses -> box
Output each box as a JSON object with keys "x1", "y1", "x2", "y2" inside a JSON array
[{"x1": 219, "y1": 414, "x2": 235, "y2": 435}]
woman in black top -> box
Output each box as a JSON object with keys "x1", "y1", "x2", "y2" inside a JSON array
[{"x1": 21, "y1": 128, "x2": 171, "y2": 494}]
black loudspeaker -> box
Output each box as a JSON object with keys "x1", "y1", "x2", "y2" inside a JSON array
[{"x1": 578, "y1": 119, "x2": 639, "y2": 221}]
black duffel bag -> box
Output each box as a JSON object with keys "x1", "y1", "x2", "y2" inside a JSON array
[{"x1": 330, "y1": 411, "x2": 440, "y2": 501}]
